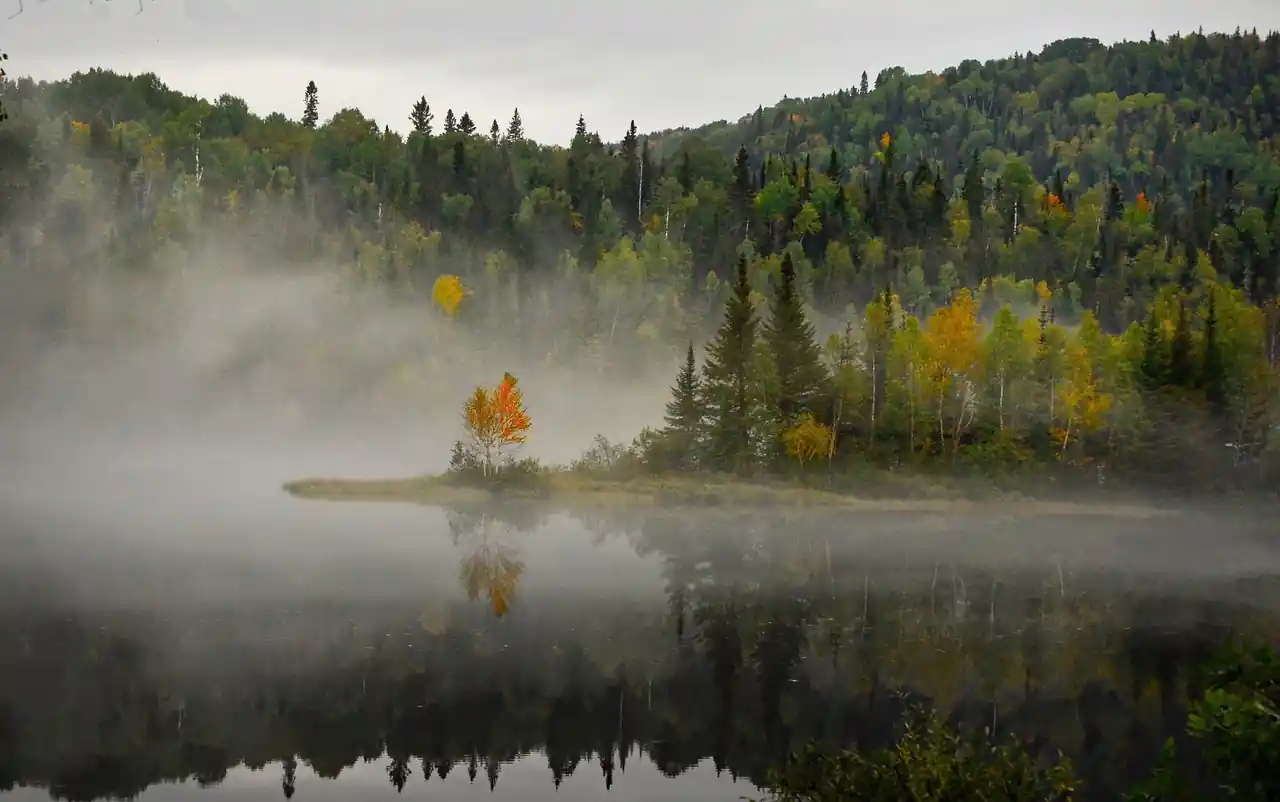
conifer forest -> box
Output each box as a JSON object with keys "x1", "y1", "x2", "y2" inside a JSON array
[{"x1": 2, "y1": 30, "x2": 1280, "y2": 491}]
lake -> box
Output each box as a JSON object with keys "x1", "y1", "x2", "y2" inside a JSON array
[{"x1": 1, "y1": 452, "x2": 1278, "y2": 801}]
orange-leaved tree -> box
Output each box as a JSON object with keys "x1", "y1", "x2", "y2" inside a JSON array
[{"x1": 462, "y1": 373, "x2": 532, "y2": 476}]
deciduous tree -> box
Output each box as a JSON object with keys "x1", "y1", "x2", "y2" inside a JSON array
[{"x1": 462, "y1": 373, "x2": 532, "y2": 476}]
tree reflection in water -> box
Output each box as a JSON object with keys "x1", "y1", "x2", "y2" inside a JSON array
[{"x1": 0, "y1": 504, "x2": 1276, "y2": 800}]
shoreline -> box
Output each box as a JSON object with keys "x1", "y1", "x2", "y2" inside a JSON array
[{"x1": 281, "y1": 472, "x2": 1181, "y2": 519}]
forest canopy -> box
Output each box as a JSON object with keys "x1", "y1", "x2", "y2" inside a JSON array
[{"x1": 1, "y1": 29, "x2": 1278, "y2": 488}]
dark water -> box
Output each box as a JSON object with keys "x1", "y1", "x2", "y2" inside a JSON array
[{"x1": 1, "y1": 491, "x2": 1279, "y2": 801}]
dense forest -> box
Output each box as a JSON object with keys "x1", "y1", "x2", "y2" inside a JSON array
[
  {"x1": 1, "y1": 31, "x2": 1279, "y2": 487},
  {"x1": 3, "y1": 505, "x2": 1276, "y2": 800}
]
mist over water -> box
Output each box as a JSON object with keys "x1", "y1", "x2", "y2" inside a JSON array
[{"x1": 0, "y1": 250, "x2": 1277, "y2": 801}]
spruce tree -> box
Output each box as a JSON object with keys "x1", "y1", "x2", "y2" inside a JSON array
[
  {"x1": 825, "y1": 148, "x2": 840, "y2": 184},
  {"x1": 620, "y1": 121, "x2": 640, "y2": 228},
  {"x1": 0, "y1": 50, "x2": 9, "y2": 123},
  {"x1": 764, "y1": 253, "x2": 829, "y2": 424},
  {"x1": 506, "y1": 108, "x2": 524, "y2": 141},
  {"x1": 489, "y1": 119, "x2": 500, "y2": 145},
  {"x1": 302, "y1": 81, "x2": 319, "y2": 129},
  {"x1": 701, "y1": 256, "x2": 758, "y2": 472},
  {"x1": 1169, "y1": 298, "x2": 1194, "y2": 387},
  {"x1": 409, "y1": 96, "x2": 432, "y2": 134},
  {"x1": 1140, "y1": 303, "x2": 1167, "y2": 388},
  {"x1": 1202, "y1": 290, "x2": 1227, "y2": 410},
  {"x1": 458, "y1": 112, "x2": 476, "y2": 135},
  {"x1": 860, "y1": 70, "x2": 869, "y2": 95},
  {"x1": 443, "y1": 109, "x2": 456, "y2": 133},
  {"x1": 574, "y1": 114, "x2": 587, "y2": 141},
  {"x1": 663, "y1": 342, "x2": 703, "y2": 470}
]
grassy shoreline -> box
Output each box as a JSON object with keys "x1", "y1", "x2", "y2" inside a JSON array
[{"x1": 282, "y1": 471, "x2": 1179, "y2": 519}]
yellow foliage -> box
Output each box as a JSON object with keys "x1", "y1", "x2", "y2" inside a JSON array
[
  {"x1": 432, "y1": 274, "x2": 466, "y2": 316},
  {"x1": 781, "y1": 413, "x2": 833, "y2": 467},
  {"x1": 1056, "y1": 344, "x2": 1110, "y2": 456}
]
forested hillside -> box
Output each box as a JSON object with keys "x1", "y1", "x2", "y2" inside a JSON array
[{"x1": 1, "y1": 30, "x2": 1278, "y2": 486}]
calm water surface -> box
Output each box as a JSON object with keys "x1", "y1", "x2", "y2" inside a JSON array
[{"x1": 1, "y1": 463, "x2": 1278, "y2": 801}]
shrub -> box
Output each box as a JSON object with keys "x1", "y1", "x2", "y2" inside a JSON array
[{"x1": 763, "y1": 706, "x2": 1076, "y2": 802}]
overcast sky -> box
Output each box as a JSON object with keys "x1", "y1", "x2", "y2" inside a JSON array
[{"x1": 4, "y1": 0, "x2": 1280, "y2": 144}]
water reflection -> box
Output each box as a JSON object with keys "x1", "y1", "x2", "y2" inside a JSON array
[{"x1": 1, "y1": 505, "x2": 1278, "y2": 801}]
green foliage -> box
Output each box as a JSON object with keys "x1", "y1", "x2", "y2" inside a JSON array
[
  {"x1": 764, "y1": 707, "x2": 1076, "y2": 802},
  {"x1": 661, "y1": 342, "x2": 703, "y2": 470},
  {"x1": 4, "y1": 33, "x2": 1280, "y2": 491},
  {"x1": 701, "y1": 256, "x2": 759, "y2": 473}
]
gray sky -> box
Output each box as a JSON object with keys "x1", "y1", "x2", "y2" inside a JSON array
[{"x1": 4, "y1": 0, "x2": 1280, "y2": 144}]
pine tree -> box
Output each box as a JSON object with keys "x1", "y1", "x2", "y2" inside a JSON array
[
  {"x1": 302, "y1": 81, "x2": 319, "y2": 129},
  {"x1": 574, "y1": 114, "x2": 587, "y2": 141},
  {"x1": 1140, "y1": 303, "x2": 1167, "y2": 388},
  {"x1": 1202, "y1": 289, "x2": 1227, "y2": 410},
  {"x1": 860, "y1": 70, "x2": 869, "y2": 95},
  {"x1": 662, "y1": 342, "x2": 703, "y2": 470},
  {"x1": 458, "y1": 112, "x2": 476, "y2": 135},
  {"x1": 1169, "y1": 297, "x2": 1194, "y2": 387},
  {"x1": 489, "y1": 119, "x2": 500, "y2": 145},
  {"x1": 825, "y1": 148, "x2": 840, "y2": 184},
  {"x1": 506, "y1": 108, "x2": 524, "y2": 141},
  {"x1": 409, "y1": 96, "x2": 433, "y2": 135},
  {"x1": 443, "y1": 109, "x2": 456, "y2": 133},
  {"x1": 765, "y1": 253, "x2": 829, "y2": 424},
  {"x1": 620, "y1": 121, "x2": 640, "y2": 229},
  {"x1": 701, "y1": 256, "x2": 758, "y2": 472}
]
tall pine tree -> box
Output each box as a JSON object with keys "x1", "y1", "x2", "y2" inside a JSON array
[
  {"x1": 302, "y1": 81, "x2": 319, "y2": 129},
  {"x1": 764, "y1": 253, "x2": 829, "y2": 425},
  {"x1": 506, "y1": 108, "x2": 524, "y2": 141},
  {"x1": 702, "y1": 256, "x2": 758, "y2": 472},
  {"x1": 409, "y1": 97, "x2": 433, "y2": 134},
  {"x1": 662, "y1": 342, "x2": 703, "y2": 470},
  {"x1": 1202, "y1": 289, "x2": 1227, "y2": 411},
  {"x1": 443, "y1": 109, "x2": 457, "y2": 133},
  {"x1": 458, "y1": 112, "x2": 476, "y2": 135}
]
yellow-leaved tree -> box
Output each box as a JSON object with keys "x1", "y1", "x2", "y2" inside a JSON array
[
  {"x1": 432, "y1": 274, "x2": 466, "y2": 317},
  {"x1": 922, "y1": 288, "x2": 981, "y2": 453},
  {"x1": 462, "y1": 373, "x2": 532, "y2": 476},
  {"x1": 781, "y1": 413, "x2": 834, "y2": 470},
  {"x1": 1055, "y1": 343, "x2": 1110, "y2": 458}
]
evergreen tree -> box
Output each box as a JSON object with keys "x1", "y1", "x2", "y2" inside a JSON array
[
  {"x1": 662, "y1": 342, "x2": 703, "y2": 470},
  {"x1": 458, "y1": 112, "x2": 476, "y2": 135},
  {"x1": 302, "y1": 81, "x2": 319, "y2": 129},
  {"x1": 1140, "y1": 303, "x2": 1167, "y2": 388},
  {"x1": 764, "y1": 253, "x2": 829, "y2": 425},
  {"x1": 489, "y1": 119, "x2": 500, "y2": 145},
  {"x1": 0, "y1": 50, "x2": 8, "y2": 123},
  {"x1": 860, "y1": 70, "x2": 869, "y2": 95},
  {"x1": 1202, "y1": 289, "x2": 1227, "y2": 410},
  {"x1": 409, "y1": 96, "x2": 433, "y2": 134},
  {"x1": 619, "y1": 121, "x2": 640, "y2": 229},
  {"x1": 444, "y1": 109, "x2": 456, "y2": 133},
  {"x1": 574, "y1": 114, "x2": 587, "y2": 141},
  {"x1": 701, "y1": 256, "x2": 758, "y2": 473},
  {"x1": 506, "y1": 108, "x2": 524, "y2": 141},
  {"x1": 1169, "y1": 297, "x2": 1194, "y2": 387},
  {"x1": 825, "y1": 148, "x2": 840, "y2": 184}
]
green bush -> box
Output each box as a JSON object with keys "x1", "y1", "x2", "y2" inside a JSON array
[{"x1": 763, "y1": 706, "x2": 1076, "y2": 802}]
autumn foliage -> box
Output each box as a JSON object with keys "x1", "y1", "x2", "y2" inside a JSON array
[
  {"x1": 782, "y1": 413, "x2": 834, "y2": 469},
  {"x1": 462, "y1": 373, "x2": 532, "y2": 476},
  {"x1": 432, "y1": 274, "x2": 466, "y2": 316}
]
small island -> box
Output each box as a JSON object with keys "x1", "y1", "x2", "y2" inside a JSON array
[
  {"x1": 283, "y1": 259, "x2": 1257, "y2": 522},
  {"x1": 283, "y1": 375, "x2": 1173, "y2": 519}
]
